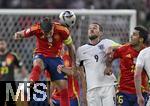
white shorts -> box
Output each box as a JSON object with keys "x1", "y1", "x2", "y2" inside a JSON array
[
  {"x1": 146, "y1": 96, "x2": 150, "y2": 106},
  {"x1": 87, "y1": 86, "x2": 116, "y2": 106}
]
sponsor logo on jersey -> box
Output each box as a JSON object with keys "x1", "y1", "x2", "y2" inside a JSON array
[
  {"x1": 98, "y1": 45, "x2": 104, "y2": 50},
  {"x1": 83, "y1": 52, "x2": 87, "y2": 54}
]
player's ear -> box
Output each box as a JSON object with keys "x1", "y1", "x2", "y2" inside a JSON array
[
  {"x1": 139, "y1": 38, "x2": 144, "y2": 43},
  {"x1": 99, "y1": 31, "x2": 103, "y2": 36}
]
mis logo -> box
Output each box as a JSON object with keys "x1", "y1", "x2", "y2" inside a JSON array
[{"x1": 0, "y1": 81, "x2": 50, "y2": 102}]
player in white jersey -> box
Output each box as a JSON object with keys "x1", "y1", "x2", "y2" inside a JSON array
[
  {"x1": 76, "y1": 23, "x2": 119, "y2": 106},
  {"x1": 134, "y1": 46, "x2": 150, "y2": 106}
]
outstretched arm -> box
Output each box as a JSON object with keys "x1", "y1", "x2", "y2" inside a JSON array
[
  {"x1": 14, "y1": 24, "x2": 38, "y2": 40},
  {"x1": 14, "y1": 30, "x2": 25, "y2": 40}
]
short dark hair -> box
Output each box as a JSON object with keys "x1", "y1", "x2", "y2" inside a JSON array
[
  {"x1": 91, "y1": 22, "x2": 103, "y2": 32},
  {"x1": 40, "y1": 17, "x2": 52, "y2": 33},
  {"x1": 134, "y1": 25, "x2": 149, "y2": 43}
]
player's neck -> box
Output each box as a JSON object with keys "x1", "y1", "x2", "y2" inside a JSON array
[
  {"x1": 90, "y1": 38, "x2": 100, "y2": 45},
  {"x1": 133, "y1": 43, "x2": 144, "y2": 51},
  {"x1": 89, "y1": 36, "x2": 102, "y2": 45}
]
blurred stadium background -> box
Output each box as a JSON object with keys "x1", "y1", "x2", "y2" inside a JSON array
[{"x1": 0, "y1": 0, "x2": 150, "y2": 26}]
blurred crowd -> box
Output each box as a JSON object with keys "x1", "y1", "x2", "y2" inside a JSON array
[{"x1": 0, "y1": 0, "x2": 150, "y2": 27}]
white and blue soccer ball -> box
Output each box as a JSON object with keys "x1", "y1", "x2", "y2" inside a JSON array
[{"x1": 59, "y1": 10, "x2": 76, "y2": 27}]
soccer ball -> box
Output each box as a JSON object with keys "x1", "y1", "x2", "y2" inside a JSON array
[{"x1": 59, "y1": 10, "x2": 76, "y2": 27}]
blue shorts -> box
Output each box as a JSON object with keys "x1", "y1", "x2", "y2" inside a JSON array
[
  {"x1": 52, "y1": 98, "x2": 79, "y2": 106},
  {"x1": 116, "y1": 91, "x2": 149, "y2": 106},
  {"x1": 33, "y1": 54, "x2": 66, "y2": 81}
]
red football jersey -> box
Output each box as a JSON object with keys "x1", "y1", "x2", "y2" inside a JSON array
[
  {"x1": 24, "y1": 22, "x2": 70, "y2": 57},
  {"x1": 113, "y1": 44, "x2": 148, "y2": 94},
  {"x1": 52, "y1": 49, "x2": 80, "y2": 99}
]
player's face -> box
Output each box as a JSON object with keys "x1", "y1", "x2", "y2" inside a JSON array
[
  {"x1": 44, "y1": 25, "x2": 54, "y2": 37},
  {"x1": 130, "y1": 30, "x2": 141, "y2": 45},
  {"x1": 88, "y1": 24, "x2": 101, "y2": 40},
  {"x1": 0, "y1": 40, "x2": 7, "y2": 52}
]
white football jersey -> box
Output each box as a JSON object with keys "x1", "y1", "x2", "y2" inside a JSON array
[
  {"x1": 136, "y1": 47, "x2": 150, "y2": 79},
  {"x1": 76, "y1": 39, "x2": 118, "y2": 91}
]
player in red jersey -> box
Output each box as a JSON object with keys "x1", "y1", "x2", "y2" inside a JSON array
[
  {"x1": 14, "y1": 17, "x2": 76, "y2": 106},
  {"x1": 51, "y1": 45, "x2": 80, "y2": 106},
  {"x1": 106, "y1": 26, "x2": 149, "y2": 106}
]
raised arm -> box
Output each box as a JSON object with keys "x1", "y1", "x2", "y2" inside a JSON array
[{"x1": 14, "y1": 24, "x2": 39, "y2": 40}]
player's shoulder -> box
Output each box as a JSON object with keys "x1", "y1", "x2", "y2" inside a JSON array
[
  {"x1": 77, "y1": 44, "x2": 90, "y2": 52},
  {"x1": 137, "y1": 47, "x2": 150, "y2": 60},
  {"x1": 140, "y1": 47, "x2": 150, "y2": 55},
  {"x1": 101, "y1": 38, "x2": 113, "y2": 42},
  {"x1": 53, "y1": 22, "x2": 70, "y2": 34},
  {"x1": 118, "y1": 43, "x2": 130, "y2": 49},
  {"x1": 100, "y1": 38, "x2": 116, "y2": 44},
  {"x1": 122, "y1": 43, "x2": 130, "y2": 47}
]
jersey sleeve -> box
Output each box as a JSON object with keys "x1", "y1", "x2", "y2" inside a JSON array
[
  {"x1": 76, "y1": 47, "x2": 82, "y2": 67},
  {"x1": 24, "y1": 24, "x2": 40, "y2": 37},
  {"x1": 55, "y1": 24, "x2": 73, "y2": 45},
  {"x1": 113, "y1": 47, "x2": 122, "y2": 59},
  {"x1": 103, "y1": 39, "x2": 121, "y2": 58},
  {"x1": 62, "y1": 28, "x2": 73, "y2": 45},
  {"x1": 64, "y1": 36, "x2": 73, "y2": 45},
  {"x1": 60, "y1": 27, "x2": 73, "y2": 45},
  {"x1": 136, "y1": 50, "x2": 145, "y2": 68},
  {"x1": 61, "y1": 27, "x2": 70, "y2": 40},
  {"x1": 103, "y1": 39, "x2": 120, "y2": 52},
  {"x1": 113, "y1": 44, "x2": 128, "y2": 59},
  {"x1": 76, "y1": 46, "x2": 87, "y2": 66}
]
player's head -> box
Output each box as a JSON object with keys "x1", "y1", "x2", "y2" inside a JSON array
[
  {"x1": 0, "y1": 38, "x2": 7, "y2": 53},
  {"x1": 40, "y1": 17, "x2": 53, "y2": 36},
  {"x1": 131, "y1": 25, "x2": 148, "y2": 45},
  {"x1": 88, "y1": 23, "x2": 103, "y2": 41},
  {"x1": 59, "y1": 10, "x2": 76, "y2": 28}
]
